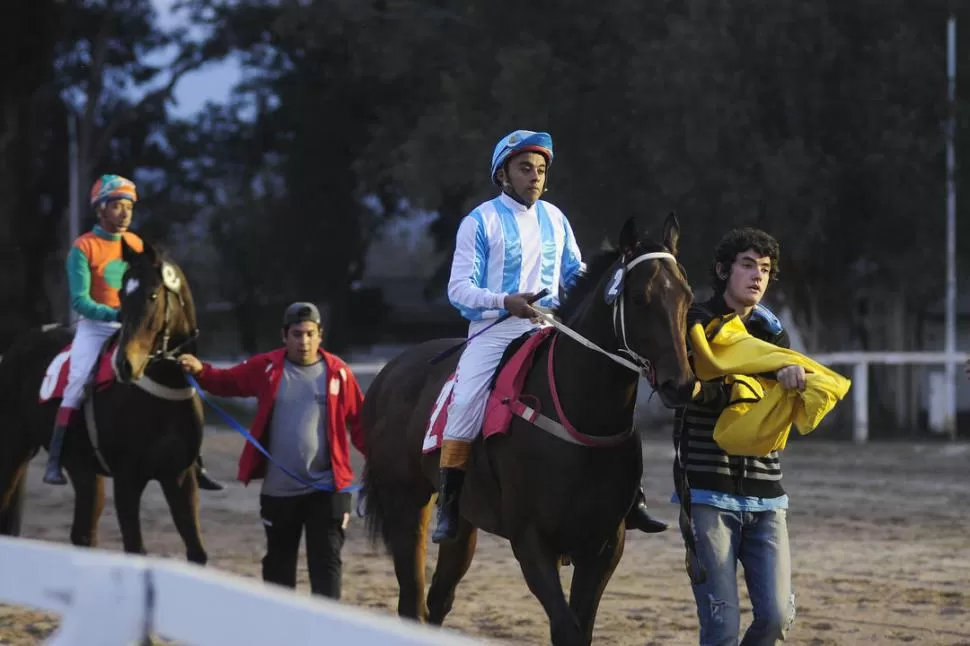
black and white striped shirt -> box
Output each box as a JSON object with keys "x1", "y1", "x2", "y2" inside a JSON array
[{"x1": 674, "y1": 295, "x2": 791, "y2": 499}]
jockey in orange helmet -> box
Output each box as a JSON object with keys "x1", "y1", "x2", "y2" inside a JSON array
[{"x1": 43, "y1": 175, "x2": 223, "y2": 491}]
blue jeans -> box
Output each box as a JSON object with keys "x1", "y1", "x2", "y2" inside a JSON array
[{"x1": 688, "y1": 504, "x2": 796, "y2": 645}]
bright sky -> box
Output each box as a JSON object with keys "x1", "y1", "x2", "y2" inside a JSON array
[{"x1": 152, "y1": 0, "x2": 241, "y2": 118}]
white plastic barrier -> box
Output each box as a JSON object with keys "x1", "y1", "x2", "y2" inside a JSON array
[{"x1": 0, "y1": 536, "x2": 487, "y2": 645}]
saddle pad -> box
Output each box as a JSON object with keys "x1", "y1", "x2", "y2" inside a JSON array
[
  {"x1": 421, "y1": 327, "x2": 554, "y2": 453},
  {"x1": 39, "y1": 342, "x2": 117, "y2": 403}
]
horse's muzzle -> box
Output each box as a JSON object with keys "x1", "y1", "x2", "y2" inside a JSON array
[{"x1": 657, "y1": 377, "x2": 697, "y2": 409}]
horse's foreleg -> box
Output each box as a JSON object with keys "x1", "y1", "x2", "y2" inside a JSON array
[
  {"x1": 568, "y1": 522, "x2": 625, "y2": 645},
  {"x1": 427, "y1": 516, "x2": 478, "y2": 625},
  {"x1": 511, "y1": 524, "x2": 583, "y2": 646},
  {"x1": 158, "y1": 468, "x2": 207, "y2": 565},
  {"x1": 113, "y1": 474, "x2": 149, "y2": 555},
  {"x1": 64, "y1": 462, "x2": 104, "y2": 547}
]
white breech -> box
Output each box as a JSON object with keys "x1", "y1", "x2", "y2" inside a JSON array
[
  {"x1": 441, "y1": 317, "x2": 540, "y2": 442},
  {"x1": 60, "y1": 318, "x2": 120, "y2": 409}
]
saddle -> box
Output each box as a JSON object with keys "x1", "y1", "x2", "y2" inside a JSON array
[
  {"x1": 422, "y1": 328, "x2": 554, "y2": 454},
  {"x1": 38, "y1": 332, "x2": 197, "y2": 474},
  {"x1": 38, "y1": 336, "x2": 119, "y2": 405}
]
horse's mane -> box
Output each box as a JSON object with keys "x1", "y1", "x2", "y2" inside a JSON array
[
  {"x1": 554, "y1": 237, "x2": 669, "y2": 324},
  {"x1": 554, "y1": 245, "x2": 622, "y2": 324}
]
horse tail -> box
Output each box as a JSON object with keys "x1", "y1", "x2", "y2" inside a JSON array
[{"x1": 360, "y1": 461, "x2": 386, "y2": 549}]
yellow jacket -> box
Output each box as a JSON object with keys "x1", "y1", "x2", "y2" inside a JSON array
[{"x1": 688, "y1": 315, "x2": 851, "y2": 457}]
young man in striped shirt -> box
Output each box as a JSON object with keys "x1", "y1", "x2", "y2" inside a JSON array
[{"x1": 674, "y1": 228, "x2": 804, "y2": 645}]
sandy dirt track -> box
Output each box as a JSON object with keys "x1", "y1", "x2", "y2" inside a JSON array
[{"x1": 0, "y1": 433, "x2": 968, "y2": 645}]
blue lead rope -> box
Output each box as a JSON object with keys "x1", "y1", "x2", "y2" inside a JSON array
[{"x1": 185, "y1": 374, "x2": 362, "y2": 498}]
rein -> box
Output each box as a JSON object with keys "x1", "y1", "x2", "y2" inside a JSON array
[
  {"x1": 508, "y1": 249, "x2": 678, "y2": 447},
  {"x1": 119, "y1": 262, "x2": 199, "y2": 401},
  {"x1": 531, "y1": 250, "x2": 677, "y2": 384},
  {"x1": 147, "y1": 285, "x2": 199, "y2": 365}
]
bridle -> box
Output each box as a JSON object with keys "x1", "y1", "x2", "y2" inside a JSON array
[
  {"x1": 146, "y1": 283, "x2": 199, "y2": 365},
  {"x1": 530, "y1": 249, "x2": 680, "y2": 386},
  {"x1": 122, "y1": 261, "x2": 199, "y2": 369}
]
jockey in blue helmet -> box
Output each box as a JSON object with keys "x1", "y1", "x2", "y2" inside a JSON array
[{"x1": 431, "y1": 129, "x2": 668, "y2": 544}]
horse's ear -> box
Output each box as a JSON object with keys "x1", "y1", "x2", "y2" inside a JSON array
[
  {"x1": 122, "y1": 237, "x2": 140, "y2": 264},
  {"x1": 618, "y1": 217, "x2": 639, "y2": 258},
  {"x1": 142, "y1": 242, "x2": 159, "y2": 266},
  {"x1": 662, "y1": 211, "x2": 680, "y2": 256}
]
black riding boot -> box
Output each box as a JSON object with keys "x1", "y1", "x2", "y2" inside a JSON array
[
  {"x1": 432, "y1": 468, "x2": 466, "y2": 544},
  {"x1": 625, "y1": 486, "x2": 668, "y2": 533},
  {"x1": 195, "y1": 454, "x2": 225, "y2": 491},
  {"x1": 43, "y1": 424, "x2": 69, "y2": 486}
]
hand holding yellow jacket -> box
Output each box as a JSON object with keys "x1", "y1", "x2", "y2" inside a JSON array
[{"x1": 689, "y1": 315, "x2": 851, "y2": 457}]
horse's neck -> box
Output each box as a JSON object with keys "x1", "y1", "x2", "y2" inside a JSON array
[{"x1": 549, "y1": 302, "x2": 640, "y2": 435}]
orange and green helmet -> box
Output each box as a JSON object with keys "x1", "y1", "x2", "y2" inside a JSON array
[{"x1": 90, "y1": 174, "x2": 138, "y2": 209}]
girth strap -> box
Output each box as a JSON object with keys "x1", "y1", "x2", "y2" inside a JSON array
[
  {"x1": 83, "y1": 399, "x2": 112, "y2": 475},
  {"x1": 511, "y1": 401, "x2": 633, "y2": 448}
]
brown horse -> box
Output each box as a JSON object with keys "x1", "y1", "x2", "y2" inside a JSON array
[
  {"x1": 0, "y1": 240, "x2": 208, "y2": 563},
  {"x1": 360, "y1": 213, "x2": 695, "y2": 645}
]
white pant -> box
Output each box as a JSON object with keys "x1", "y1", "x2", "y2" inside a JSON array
[
  {"x1": 61, "y1": 318, "x2": 121, "y2": 409},
  {"x1": 442, "y1": 317, "x2": 540, "y2": 442}
]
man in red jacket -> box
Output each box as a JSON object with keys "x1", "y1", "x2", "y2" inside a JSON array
[{"x1": 178, "y1": 302, "x2": 366, "y2": 599}]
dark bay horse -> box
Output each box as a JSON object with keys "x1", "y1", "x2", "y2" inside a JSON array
[
  {"x1": 0, "y1": 240, "x2": 208, "y2": 564},
  {"x1": 360, "y1": 214, "x2": 695, "y2": 645}
]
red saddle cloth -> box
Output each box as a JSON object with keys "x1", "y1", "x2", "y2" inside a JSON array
[
  {"x1": 422, "y1": 327, "x2": 554, "y2": 454},
  {"x1": 38, "y1": 342, "x2": 118, "y2": 403}
]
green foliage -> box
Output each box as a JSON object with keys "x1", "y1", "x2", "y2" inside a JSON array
[{"x1": 1, "y1": 0, "x2": 967, "y2": 354}]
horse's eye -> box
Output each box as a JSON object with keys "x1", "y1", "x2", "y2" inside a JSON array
[{"x1": 151, "y1": 292, "x2": 159, "y2": 301}]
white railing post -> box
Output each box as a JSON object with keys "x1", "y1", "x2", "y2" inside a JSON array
[
  {"x1": 46, "y1": 554, "x2": 150, "y2": 646},
  {"x1": 852, "y1": 361, "x2": 869, "y2": 444}
]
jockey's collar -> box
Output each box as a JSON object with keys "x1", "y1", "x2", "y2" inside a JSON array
[{"x1": 498, "y1": 191, "x2": 539, "y2": 212}]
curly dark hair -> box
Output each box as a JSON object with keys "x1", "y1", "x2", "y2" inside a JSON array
[{"x1": 710, "y1": 227, "x2": 780, "y2": 293}]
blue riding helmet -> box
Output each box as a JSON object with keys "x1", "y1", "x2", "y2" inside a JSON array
[{"x1": 489, "y1": 130, "x2": 554, "y2": 186}]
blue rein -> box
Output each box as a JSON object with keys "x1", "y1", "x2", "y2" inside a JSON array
[{"x1": 185, "y1": 374, "x2": 362, "y2": 499}]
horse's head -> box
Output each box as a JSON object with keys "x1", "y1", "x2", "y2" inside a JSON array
[
  {"x1": 114, "y1": 240, "x2": 199, "y2": 383},
  {"x1": 610, "y1": 212, "x2": 696, "y2": 408}
]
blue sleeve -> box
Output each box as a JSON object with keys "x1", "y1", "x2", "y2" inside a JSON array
[
  {"x1": 560, "y1": 217, "x2": 585, "y2": 292},
  {"x1": 67, "y1": 247, "x2": 119, "y2": 322}
]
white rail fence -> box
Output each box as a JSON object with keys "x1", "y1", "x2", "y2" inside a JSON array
[
  {"x1": 0, "y1": 535, "x2": 486, "y2": 646},
  {"x1": 812, "y1": 351, "x2": 969, "y2": 443}
]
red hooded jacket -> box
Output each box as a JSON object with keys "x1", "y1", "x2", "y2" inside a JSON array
[{"x1": 194, "y1": 348, "x2": 366, "y2": 490}]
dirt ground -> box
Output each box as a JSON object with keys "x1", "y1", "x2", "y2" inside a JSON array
[{"x1": 1, "y1": 433, "x2": 968, "y2": 645}]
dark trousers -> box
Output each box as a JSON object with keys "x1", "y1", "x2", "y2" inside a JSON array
[{"x1": 259, "y1": 491, "x2": 350, "y2": 599}]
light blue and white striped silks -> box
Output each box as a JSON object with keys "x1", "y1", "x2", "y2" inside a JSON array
[{"x1": 447, "y1": 193, "x2": 584, "y2": 323}]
